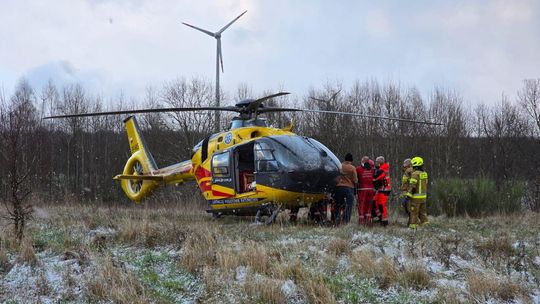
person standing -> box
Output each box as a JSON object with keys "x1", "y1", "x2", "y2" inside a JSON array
[
  {"x1": 406, "y1": 156, "x2": 429, "y2": 229},
  {"x1": 401, "y1": 158, "x2": 413, "y2": 225},
  {"x1": 373, "y1": 156, "x2": 391, "y2": 226},
  {"x1": 356, "y1": 156, "x2": 374, "y2": 225},
  {"x1": 335, "y1": 153, "x2": 358, "y2": 225}
]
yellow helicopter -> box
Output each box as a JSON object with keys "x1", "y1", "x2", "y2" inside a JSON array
[{"x1": 45, "y1": 92, "x2": 441, "y2": 223}]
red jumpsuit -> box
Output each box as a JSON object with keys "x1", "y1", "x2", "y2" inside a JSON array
[
  {"x1": 373, "y1": 162, "x2": 391, "y2": 224},
  {"x1": 356, "y1": 162, "x2": 374, "y2": 225}
]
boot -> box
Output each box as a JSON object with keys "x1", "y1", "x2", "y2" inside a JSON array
[{"x1": 381, "y1": 220, "x2": 388, "y2": 227}]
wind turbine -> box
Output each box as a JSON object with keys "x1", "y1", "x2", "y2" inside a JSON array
[{"x1": 182, "y1": 10, "x2": 247, "y2": 132}]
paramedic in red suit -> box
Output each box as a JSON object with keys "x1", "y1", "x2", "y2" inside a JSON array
[
  {"x1": 356, "y1": 156, "x2": 374, "y2": 225},
  {"x1": 373, "y1": 156, "x2": 391, "y2": 227}
]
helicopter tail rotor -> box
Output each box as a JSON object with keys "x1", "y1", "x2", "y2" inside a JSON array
[{"x1": 116, "y1": 116, "x2": 159, "y2": 201}]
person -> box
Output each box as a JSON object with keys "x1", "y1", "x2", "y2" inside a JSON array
[
  {"x1": 406, "y1": 156, "x2": 429, "y2": 229},
  {"x1": 401, "y1": 158, "x2": 413, "y2": 225},
  {"x1": 373, "y1": 156, "x2": 391, "y2": 226},
  {"x1": 334, "y1": 153, "x2": 358, "y2": 225},
  {"x1": 356, "y1": 156, "x2": 374, "y2": 225}
]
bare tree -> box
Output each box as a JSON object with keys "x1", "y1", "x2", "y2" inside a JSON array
[
  {"x1": 518, "y1": 79, "x2": 540, "y2": 136},
  {"x1": 0, "y1": 80, "x2": 37, "y2": 241}
]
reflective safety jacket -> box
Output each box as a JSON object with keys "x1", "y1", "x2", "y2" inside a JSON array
[
  {"x1": 406, "y1": 169, "x2": 428, "y2": 201},
  {"x1": 373, "y1": 162, "x2": 391, "y2": 193},
  {"x1": 401, "y1": 167, "x2": 413, "y2": 191},
  {"x1": 356, "y1": 162, "x2": 374, "y2": 191}
]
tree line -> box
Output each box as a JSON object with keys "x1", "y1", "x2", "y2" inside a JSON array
[{"x1": 1, "y1": 77, "x2": 539, "y2": 214}]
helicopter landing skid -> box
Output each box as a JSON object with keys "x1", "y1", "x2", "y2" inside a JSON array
[{"x1": 254, "y1": 204, "x2": 282, "y2": 225}]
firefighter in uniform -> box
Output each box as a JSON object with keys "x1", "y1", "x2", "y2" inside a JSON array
[
  {"x1": 373, "y1": 156, "x2": 391, "y2": 226},
  {"x1": 406, "y1": 156, "x2": 429, "y2": 228},
  {"x1": 401, "y1": 158, "x2": 413, "y2": 224}
]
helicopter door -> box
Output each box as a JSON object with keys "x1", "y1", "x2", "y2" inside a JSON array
[
  {"x1": 235, "y1": 142, "x2": 256, "y2": 193},
  {"x1": 210, "y1": 151, "x2": 236, "y2": 196}
]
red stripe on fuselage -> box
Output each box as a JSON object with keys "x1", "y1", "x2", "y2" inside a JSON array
[
  {"x1": 212, "y1": 190, "x2": 235, "y2": 197},
  {"x1": 194, "y1": 166, "x2": 212, "y2": 192}
]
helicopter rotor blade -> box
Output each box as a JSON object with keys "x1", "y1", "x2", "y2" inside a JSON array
[
  {"x1": 259, "y1": 107, "x2": 443, "y2": 125},
  {"x1": 43, "y1": 106, "x2": 240, "y2": 119},
  {"x1": 182, "y1": 22, "x2": 216, "y2": 37},
  {"x1": 247, "y1": 92, "x2": 290, "y2": 114},
  {"x1": 218, "y1": 10, "x2": 247, "y2": 34}
]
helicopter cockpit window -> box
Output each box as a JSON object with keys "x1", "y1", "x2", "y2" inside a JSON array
[
  {"x1": 255, "y1": 142, "x2": 279, "y2": 172},
  {"x1": 212, "y1": 151, "x2": 230, "y2": 177}
]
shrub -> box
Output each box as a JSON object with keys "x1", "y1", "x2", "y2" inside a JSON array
[{"x1": 429, "y1": 178, "x2": 525, "y2": 217}]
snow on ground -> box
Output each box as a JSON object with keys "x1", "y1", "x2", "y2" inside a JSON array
[
  {"x1": 1, "y1": 218, "x2": 539, "y2": 303},
  {"x1": 1, "y1": 253, "x2": 85, "y2": 303}
]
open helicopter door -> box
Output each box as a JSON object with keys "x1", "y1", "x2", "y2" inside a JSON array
[{"x1": 234, "y1": 142, "x2": 256, "y2": 193}]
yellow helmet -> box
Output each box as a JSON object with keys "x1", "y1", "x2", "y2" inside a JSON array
[{"x1": 411, "y1": 156, "x2": 424, "y2": 167}]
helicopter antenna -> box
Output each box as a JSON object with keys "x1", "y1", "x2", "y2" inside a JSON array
[{"x1": 182, "y1": 10, "x2": 248, "y2": 132}]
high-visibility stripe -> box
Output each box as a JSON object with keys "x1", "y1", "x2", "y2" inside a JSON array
[
  {"x1": 402, "y1": 176, "x2": 409, "y2": 183},
  {"x1": 412, "y1": 194, "x2": 426, "y2": 199},
  {"x1": 409, "y1": 178, "x2": 418, "y2": 184}
]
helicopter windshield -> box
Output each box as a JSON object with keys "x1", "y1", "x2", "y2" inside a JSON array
[{"x1": 259, "y1": 135, "x2": 340, "y2": 172}]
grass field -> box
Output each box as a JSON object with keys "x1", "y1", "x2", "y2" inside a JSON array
[{"x1": 0, "y1": 200, "x2": 539, "y2": 303}]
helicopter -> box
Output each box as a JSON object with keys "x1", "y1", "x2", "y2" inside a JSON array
[{"x1": 45, "y1": 92, "x2": 441, "y2": 224}]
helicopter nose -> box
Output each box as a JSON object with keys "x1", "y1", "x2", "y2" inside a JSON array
[{"x1": 288, "y1": 166, "x2": 339, "y2": 192}]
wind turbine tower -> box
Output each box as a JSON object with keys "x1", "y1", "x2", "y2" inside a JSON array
[{"x1": 182, "y1": 10, "x2": 247, "y2": 132}]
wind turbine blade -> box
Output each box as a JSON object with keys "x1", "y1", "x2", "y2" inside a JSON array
[
  {"x1": 182, "y1": 22, "x2": 215, "y2": 37},
  {"x1": 218, "y1": 10, "x2": 247, "y2": 34}
]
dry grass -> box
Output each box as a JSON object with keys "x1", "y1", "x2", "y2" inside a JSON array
[
  {"x1": 303, "y1": 275, "x2": 336, "y2": 304},
  {"x1": 398, "y1": 263, "x2": 432, "y2": 290},
  {"x1": 215, "y1": 241, "x2": 280, "y2": 275},
  {"x1": 117, "y1": 217, "x2": 186, "y2": 248},
  {"x1": 377, "y1": 256, "x2": 399, "y2": 289},
  {"x1": 84, "y1": 255, "x2": 147, "y2": 304},
  {"x1": 351, "y1": 250, "x2": 398, "y2": 288},
  {"x1": 16, "y1": 238, "x2": 37, "y2": 266},
  {"x1": 351, "y1": 250, "x2": 377, "y2": 277},
  {"x1": 180, "y1": 225, "x2": 220, "y2": 273},
  {"x1": 467, "y1": 272, "x2": 530, "y2": 302},
  {"x1": 37, "y1": 270, "x2": 51, "y2": 296},
  {"x1": 272, "y1": 259, "x2": 306, "y2": 282},
  {"x1": 242, "y1": 242, "x2": 273, "y2": 274},
  {"x1": 0, "y1": 245, "x2": 10, "y2": 273},
  {"x1": 326, "y1": 238, "x2": 352, "y2": 256},
  {"x1": 1, "y1": 203, "x2": 538, "y2": 303},
  {"x1": 435, "y1": 287, "x2": 461, "y2": 304},
  {"x1": 243, "y1": 275, "x2": 286, "y2": 304},
  {"x1": 474, "y1": 235, "x2": 515, "y2": 259}
]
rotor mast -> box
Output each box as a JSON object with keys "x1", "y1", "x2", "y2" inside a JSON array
[{"x1": 182, "y1": 10, "x2": 247, "y2": 132}]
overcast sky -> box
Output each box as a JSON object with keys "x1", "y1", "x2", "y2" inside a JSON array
[{"x1": 1, "y1": 0, "x2": 539, "y2": 105}]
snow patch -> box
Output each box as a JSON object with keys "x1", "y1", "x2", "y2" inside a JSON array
[
  {"x1": 235, "y1": 266, "x2": 248, "y2": 284},
  {"x1": 280, "y1": 279, "x2": 297, "y2": 297}
]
